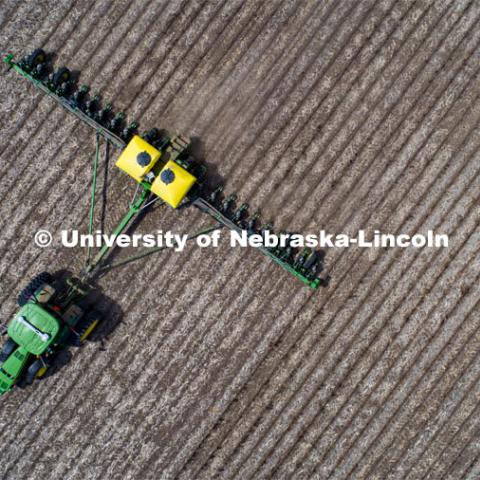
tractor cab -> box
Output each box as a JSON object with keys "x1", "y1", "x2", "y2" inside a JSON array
[
  {"x1": 7, "y1": 304, "x2": 60, "y2": 355},
  {"x1": 115, "y1": 135, "x2": 197, "y2": 208}
]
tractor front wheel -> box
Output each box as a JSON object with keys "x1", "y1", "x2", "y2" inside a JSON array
[{"x1": 0, "y1": 339, "x2": 17, "y2": 363}]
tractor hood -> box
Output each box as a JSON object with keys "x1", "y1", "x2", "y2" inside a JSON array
[
  {"x1": 7, "y1": 304, "x2": 60, "y2": 355},
  {"x1": 0, "y1": 346, "x2": 30, "y2": 395}
]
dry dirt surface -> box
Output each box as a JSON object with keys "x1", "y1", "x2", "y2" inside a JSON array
[{"x1": 0, "y1": 1, "x2": 479, "y2": 479}]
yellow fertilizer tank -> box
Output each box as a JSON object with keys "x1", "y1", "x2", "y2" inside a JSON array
[
  {"x1": 115, "y1": 136, "x2": 197, "y2": 208},
  {"x1": 115, "y1": 135, "x2": 161, "y2": 182},
  {"x1": 151, "y1": 160, "x2": 196, "y2": 208}
]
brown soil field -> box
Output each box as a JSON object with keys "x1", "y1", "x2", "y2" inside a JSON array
[{"x1": 0, "y1": 1, "x2": 479, "y2": 479}]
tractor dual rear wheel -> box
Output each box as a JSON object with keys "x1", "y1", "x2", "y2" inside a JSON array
[
  {"x1": 17, "y1": 272, "x2": 53, "y2": 307},
  {"x1": 72, "y1": 310, "x2": 101, "y2": 346},
  {"x1": 25, "y1": 359, "x2": 48, "y2": 385}
]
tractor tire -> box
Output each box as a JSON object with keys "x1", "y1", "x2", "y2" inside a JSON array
[
  {"x1": 25, "y1": 359, "x2": 48, "y2": 385},
  {"x1": 0, "y1": 338, "x2": 16, "y2": 363},
  {"x1": 17, "y1": 272, "x2": 53, "y2": 307},
  {"x1": 52, "y1": 67, "x2": 70, "y2": 87},
  {"x1": 79, "y1": 310, "x2": 101, "y2": 344}
]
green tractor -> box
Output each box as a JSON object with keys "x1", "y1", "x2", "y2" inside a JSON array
[{"x1": 0, "y1": 272, "x2": 101, "y2": 395}]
